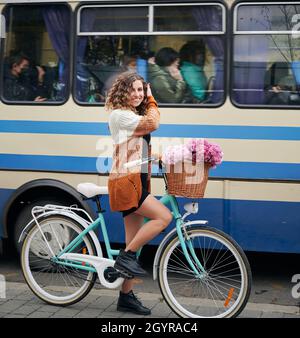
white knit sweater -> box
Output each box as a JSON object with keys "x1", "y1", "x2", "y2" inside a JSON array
[{"x1": 109, "y1": 109, "x2": 142, "y2": 145}]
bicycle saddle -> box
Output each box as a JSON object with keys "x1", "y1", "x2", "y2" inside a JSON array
[{"x1": 77, "y1": 182, "x2": 108, "y2": 198}]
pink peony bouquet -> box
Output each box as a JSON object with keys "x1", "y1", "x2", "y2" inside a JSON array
[{"x1": 162, "y1": 139, "x2": 223, "y2": 169}]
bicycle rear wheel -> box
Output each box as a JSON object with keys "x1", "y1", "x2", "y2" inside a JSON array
[
  {"x1": 21, "y1": 215, "x2": 97, "y2": 306},
  {"x1": 158, "y1": 225, "x2": 252, "y2": 318}
]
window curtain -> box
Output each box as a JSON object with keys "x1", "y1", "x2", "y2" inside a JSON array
[
  {"x1": 42, "y1": 6, "x2": 70, "y2": 97},
  {"x1": 193, "y1": 7, "x2": 224, "y2": 104},
  {"x1": 75, "y1": 11, "x2": 97, "y2": 101}
]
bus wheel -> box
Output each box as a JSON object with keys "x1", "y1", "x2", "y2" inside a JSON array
[{"x1": 13, "y1": 199, "x2": 63, "y2": 254}]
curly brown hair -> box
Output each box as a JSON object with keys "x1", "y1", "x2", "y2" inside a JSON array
[{"x1": 105, "y1": 72, "x2": 148, "y2": 115}]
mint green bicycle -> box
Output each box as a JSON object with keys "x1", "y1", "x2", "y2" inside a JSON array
[{"x1": 19, "y1": 159, "x2": 251, "y2": 318}]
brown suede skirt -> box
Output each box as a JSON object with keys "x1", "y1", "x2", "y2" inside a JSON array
[{"x1": 121, "y1": 173, "x2": 149, "y2": 218}]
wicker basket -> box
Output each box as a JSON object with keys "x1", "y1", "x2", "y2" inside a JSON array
[{"x1": 166, "y1": 162, "x2": 210, "y2": 198}]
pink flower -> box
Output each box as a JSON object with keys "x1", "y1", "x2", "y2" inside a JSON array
[
  {"x1": 163, "y1": 139, "x2": 223, "y2": 168},
  {"x1": 162, "y1": 144, "x2": 186, "y2": 165}
]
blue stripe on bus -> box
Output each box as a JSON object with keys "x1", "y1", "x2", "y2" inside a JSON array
[
  {"x1": 0, "y1": 154, "x2": 99, "y2": 173},
  {"x1": 0, "y1": 154, "x2": 300, "y2": 180},
  {"x1": 0, "y1": 188, "x2": 13, "y2": 237},
  {"x1": 1, "y1": 120, "x2": 300, "y2": 140},
  {"x1": 0, "y1": 120, "x2": 110, "y2": 135},
  {"x1": 155, "y1": 124, "x2": 300, "y2": 140}
]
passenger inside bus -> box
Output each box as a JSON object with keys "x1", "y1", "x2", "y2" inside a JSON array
[
  {"x1": 79, "y1": 48, "x2": 154, "y2": 103},
  {"x1": 264, "y1": 62, "x2": 300, "y2": 105},
  {"x1": 103, "y1": 54, "x2": 138, "y2": 95},
  {"x1": 3, "y1": 52, "x2": 48, "y2": 102},
  {"x1": 179, "y1": 40, "x2": 208, "y2": 103},
  {"x1": 148, "y1": 47, "x2": 189, "y2": 103}
]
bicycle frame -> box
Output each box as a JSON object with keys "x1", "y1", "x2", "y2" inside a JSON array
[
  {"x1": 48, "y1": 192, "x2": 206, "y2": 281},
  {"x1": 19, "y1": 158, "x2": 252, "y2": 317},
  {"x1": 21, "y1": 155, "x2": 207, "y2": 283}
]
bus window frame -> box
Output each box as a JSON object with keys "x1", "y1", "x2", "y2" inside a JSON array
[
  {"x1": 230, "y1": 0, "x2": 300, "y2": 109},
  {"x1": 73, "y1": 0, "x2": 228, "y2": 108},
  {"x1": 77, "y1": 2, "x2": 226, "y2": 36},
  {"x1": 0, "y1": 2, "x2": 72, "y2": 106}
]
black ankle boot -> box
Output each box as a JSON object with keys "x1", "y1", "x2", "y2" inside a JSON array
[
  {"x1": 117, "y1": 290, "x2": 151, "y2": 315},
  {"x1": 114, "y1": 249, "x2": 147, "y2": 277}
]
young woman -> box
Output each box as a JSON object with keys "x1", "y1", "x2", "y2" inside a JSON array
[{"x1": 105, "y1": 72, "x2": 172, "y2": 315}]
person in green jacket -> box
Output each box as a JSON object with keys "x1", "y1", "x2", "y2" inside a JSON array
[
  {"x1": 179, "y1": 40, "x2": 208, "y2": 102},
  {"x1": 148, "y1": 47, "x2": 189, "y2": 103}
]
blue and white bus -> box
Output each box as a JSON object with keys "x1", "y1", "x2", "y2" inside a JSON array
[{"x1": 0, "y1": 0, "x2": 299, "y2": 255}]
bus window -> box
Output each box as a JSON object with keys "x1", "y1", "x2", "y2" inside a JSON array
[
  {"x1": 75, "y1": 3, "x2": 226, "y2": 106},
  {"x1": 1, "y1": 4, "x2": 71, "y2": 104},
  {"x1": 232, "y1": 3, "x2": 300, "y2": 107}
]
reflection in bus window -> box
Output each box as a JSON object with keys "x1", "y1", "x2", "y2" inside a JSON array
[
  {"x1": 232, "y1": 4, "x2": 300, "y2": 106},
  {"x1": 1, "y1": 4, "x2": 70, "y2": 103},
  {"x1": 75, "y1": 4, "x2": 225, "y2": 105}
]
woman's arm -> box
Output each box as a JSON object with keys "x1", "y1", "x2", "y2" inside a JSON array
[
  {"x1": 133, "y1": 93, "x2": 160, "y2": 136},
  {"x1": 111, "y1": 85, "x2": 160, "y2": 137}
]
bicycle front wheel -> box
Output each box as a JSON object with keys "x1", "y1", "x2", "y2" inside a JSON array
[
  {"x1": 21, "y1": 215, "x2": 97, "y2": 306},
  {"x1": 158, "y1": 225, "x2": 252, "y2": 318}
]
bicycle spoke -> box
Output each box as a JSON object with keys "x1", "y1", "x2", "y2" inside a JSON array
[
  {"x1": 159, "y1": 226, "x2": 251, "y2": 318},
  {"x1": 21, "y1": 216, "x2": 97, "y2": 305}
]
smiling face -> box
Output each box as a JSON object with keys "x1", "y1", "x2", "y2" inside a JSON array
[{"x1": 129, "y1": 80, "x2": 144, "y2": 108}]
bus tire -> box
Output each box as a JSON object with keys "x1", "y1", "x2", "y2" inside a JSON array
[{"x1": 13, "y1": 199, "x2": 63, "y2": 254}]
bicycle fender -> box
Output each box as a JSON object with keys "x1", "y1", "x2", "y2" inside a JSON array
[
  {"x1": 153, "y1": 227, "x2": 178, "y2": 280},
  {"x1": 18, "y1": 210, "x2": 103, "y2": 257},
  {"x1": 152, "y1": 220, "x2": 208, "y2": 280}
]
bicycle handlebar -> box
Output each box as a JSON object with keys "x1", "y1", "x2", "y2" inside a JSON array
[{"x1": 123, "y1": 157, "x2": 160, "y2": 169}]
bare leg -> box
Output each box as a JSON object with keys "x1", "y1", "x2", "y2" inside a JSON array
[
  {"x1": 121, "y1": 213, "x2": 144, "y2": 294},
  {"x1": 125, "y1": 195, "x2": 172, "y2": 252},
  {"x1": 120, "y1": 195, "x2": 172, "y2": 292},
  {"x1": 117, "y1": 211, "x2": 153, "y2": 316}
]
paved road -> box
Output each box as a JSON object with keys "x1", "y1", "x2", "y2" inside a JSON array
[{"x1": 0, "y1": 248, "x2": 300, "y2": 319}]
